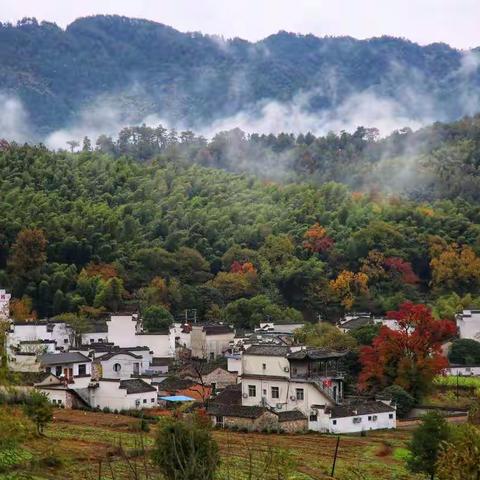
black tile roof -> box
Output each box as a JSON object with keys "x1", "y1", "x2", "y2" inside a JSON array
[
  {"x1": 204, "y1": 325, "x2": 234, "y2": 335},
  {"x1": 213, "y1": 384, "x2": 242, "y2": 405},
  {"x1": 287, "y1": 348, "x2": 348, "y2": 360},
  {"x1": 277, "y1": 410, "x2": 307, "y2": 422},
  {"x1": 157, "y1": 377, "x2": 196, "y2": 391},
  {"x1": 338, "y1": 317, "x2": 372, "y2": 330},
  {"x1": 245, "y1": 345, "x2": 290, "y2": 356},
  {"x1": 326, "y1": 401, "x2": 395, "y2": 419},
  {"x1": 207, "y1": 403, "x2": 269, "y2": 419},
  {"x1": 100, "y1": 351, "x2": 143, "y2": 361},
  {"x1": 151, "y1": 357, "x2": 173, "y2": 366},
  {"x1": 119, "y1": 379, "x2": 157, "y2": 395},
  {"x1": 39, "y1": 352, "x2": 91, "y2": 365}
]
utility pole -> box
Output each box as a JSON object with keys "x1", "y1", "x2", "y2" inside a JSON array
[{"x1": 331, "y1": 436, "x2": 340, "y2": 477}]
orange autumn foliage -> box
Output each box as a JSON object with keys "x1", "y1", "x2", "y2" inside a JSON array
[
  {"x1": 9, "y1": 297, "x2": 37, "y2": 321},
  {"x1": 83, "y1": 262, "x2": 119, "y2": 280},
  {"x1": 303, "y1": 223, "x2": 334, "y2": 253}
]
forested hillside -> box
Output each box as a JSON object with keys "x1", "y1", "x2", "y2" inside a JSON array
[
  {"x1": 78, "y1": 113, "x2": 480, "y2": 200},
  {"x1": 1, "y1": 15, "x2": 479, "y2": 136},
  {"x1": 2, "y1": 142, "x2": 480, "y2": 325}
]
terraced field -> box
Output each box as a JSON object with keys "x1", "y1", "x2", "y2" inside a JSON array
[{"x1": 1, "y1": 409, "x2": 421, "y2": 480}]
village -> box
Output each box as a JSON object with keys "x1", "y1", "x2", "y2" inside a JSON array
[{"x1": 2, "y1": 288, "x2": 478, "y2": 436}]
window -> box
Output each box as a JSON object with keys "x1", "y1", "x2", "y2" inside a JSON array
[
  {"x1": 90, "y1": 338, "x2": 94, "y2": 344},
  {"x1": 151, "y1": 398, "x2": 155, "y2": 403},
  {"x1": 296, "y1": 388, "x2": 304, "y2": 401},
  {"x1": 143, "y1": 399, "x2": 147, "y2": 404},
  {"x1": 46, "y1": 367, "x2": 51, "y2": 373},
  {"x1": 332, "y1": 419, "x2": 337, "y2": 425},
  {"x1": 262, "y1": 363, "x2": 266, "y2": 370},
  {"x1": 262, "y1": 389, "x2": 267, "y2": 396},
  {"x1": 57, "y1": 399, "x2": 63, "y2": 405},
  {"x1": 389, "y1": 413, "x2": 394, "y2": 419},
  {"x1": 215, "y1": 416, "x2": 224, "y2": 427},
  {"x1": 372, "y1": 415, "x2": 378, "y2": 421},
  {"x1": 309, "y1": 414, "x2": 318, "y2": 422},
  {"x1": 271, "y1": 387, "x2": 279, "y2": 399},
  {"x1": 248, "y1": 385, "x2": 256, "y2": 397},
  {"x1": 113, "y1": 363, "x2": 121, "y2": 372},
  {"x1": 78, "y1": 364, "x2": 86, "y2": 375},
  {"x1": 352, "y1": 417, "x2": 362, "y2": 424},
  {"x1": 64, "y1": 339, "x2": 68, "y2": 344},
  {"x1": 210, "y1": 352, "x2": 215, "y2": 360},
  {"x1": 55, "y1": 366, "x2": 62, "y2": 377},
  {"x1": 52, "y1": 399, "x2": 57, "y2": 405}
]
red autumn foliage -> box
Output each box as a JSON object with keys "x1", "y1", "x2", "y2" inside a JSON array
[
  {"x1": 384, "y1": 257, "x2": 419, "y2": 284},
  {"x1": 303, "y1": 223, "x2": 334, "y2": 253},
  {"x1": 83, "y1": 262, "x2": 119, "y2": 280},
  {"x1": 358, "y1": 302, "x2": 456, "y2": 398},
  {"x1": 229, "y1": 261, "x2": 256, "y2": 274}
]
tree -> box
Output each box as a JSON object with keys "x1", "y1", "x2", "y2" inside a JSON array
[
  {"x1": 330, "y1": 270, "x2": 369, "y2": 310},
  {"x1": 142, "y1": 305, "x2": 173, "y2": 332},
  {"x1": 349, "y1": 323, "x2": 381, "y2": 346},
  {"x1": 223, "y1": 295, "x2": 303, "y2": 330},
  {"x1": 8, "y1": 228, "x2": 47, "y2": 278},
  {"x1": 23, "y1": 391, "x2": 54, "y2": 435},
  {"x1": 381, "y1": 385, "x2": 415, "y2": 418},
  {"x1": 407, "y1": 411, "x2": 450, "y2": 480},
  {"x1": 294, "y1": 323, "x2": 357, "y2": 351},
  {"x1": 359, "y1": 302, "x2": 456, "y2": 399},
  {"x1": 303, "y1": 223, "x2": 334, "y2": 253},
  {"x1": 152, "y1": 415, "x2": 219, "y2": 480},
  {"x1": 66, "y1": 140, "x2": 80, "y2": 152},
  {"x1": 436, "y1": 424, "x2": 480, "y2": 480},
  {"x1": 9, "y1": 296, "x2": 36, "y2": 321},
  {"x1": 93, "y1": 277, "x2": 124, "y2": 311},
  {"x1": 430, "y1": 243, "x2": 480, "y2": 293},
  {"x1": 82, "y1": 136, "x2": 92, "y2": 152},
  {"x1": 140, "y1": 276, "x2": 170, "y2": 308},
  {"x1": 448, "y1": 339, "x2": 480, "y2": 365}
]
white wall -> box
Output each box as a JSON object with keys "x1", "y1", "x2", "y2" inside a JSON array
[
  {"x1": 100, "y1": 353, "x2": 147, "y2": 379},
  {"x1": 242, "y1": 353, "x2": 290, "y2": 378},
  {"x1": 7, "y1": 322, "x2": 72, "y2": 351},
  {"x1": 90, "y1": 380, "x2": 157, "y2": 410},
  {"x1": 457, "y1": 311, "x2": 480, "y2": 340},
  {"x1": 106, "y1": 315, "x2": 138, "y2": 347},
  {"x1": 227, "y1": 354, "x2": 242, "y2": 374},
  {"x1": 8, "y1": 353, "x2": 41, "y2": 372},
  {"x1": 136, "y1": 333, "x2": 172, "y2": 358},
  {"x1": 38, "y1": 388, "x2": 69, "y2": 407},
  {"x1": 323, "y1": 410, "x2": 396, "y2": 434},
  {"x1": 444, "y1": 365, "x2": 480, "y2": 376},
  {"x1": 241, "y1": 377, "x2": 333, "y2": 415},
  {"x1": 81, "y1": 332, "x2": 108, "y2": 344}
]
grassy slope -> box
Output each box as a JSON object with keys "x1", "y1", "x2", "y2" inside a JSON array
[{"x1": 2, "y1": 409, "x2": 420, "y2": 480}]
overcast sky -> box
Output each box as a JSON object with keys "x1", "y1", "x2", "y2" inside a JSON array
[{"x1": 2, "y1": 0, "x2": 480, "y2": 49}]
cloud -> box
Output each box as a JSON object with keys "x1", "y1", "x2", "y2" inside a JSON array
[{"x1": 0, "y1": 93, "x2": 32, "y2": 142}]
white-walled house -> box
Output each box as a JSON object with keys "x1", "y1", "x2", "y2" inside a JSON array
[
  {"x1": 190, "y1": 324, "x2": 235, "y2": 360},
  {"x1": 89, "y1": 378, "x2": 158, "y2": 410},
  {"x1": 315, "y1": 401, "x2": 396, "y2": 434},
  {"x1": 7, "y1": 339, "x2": 56, "y2": 372},
  {"x1": 38, "y1": 352, "x2": 92, "y2": 388},
  {"x1": 97, "y1": 351, "x2": 147, "y2": 379},
  {"x1": 255, "y1": 323, "x2": 305, "y2": 334},
  {"x1": 7, "y1": 320, "x2": 73, "y2": 353},
  {"x1": 106, "y1": 313, "x2": 174, "y2": 358},
  {"x1": 457, "y1": 310, "x2": 480, "y2": 340},
  {"x1": 237, "y1": 344, "x2": 396, "y2": 433}
]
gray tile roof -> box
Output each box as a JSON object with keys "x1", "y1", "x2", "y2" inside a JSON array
[
  {"x1": 326, "y1": 401, "x2": 395, "y2": 419},
  {"x1": 287, "y1": 348, "x2": 348, "y2": 360},
  {"x1": 39, "y1": 352, "x2": 91, "y2": 365},
  {"x1": 212, "y1": 384, "x2": 242, "y2": 405},
  {"x1": 119, "y1": 379, "x2": 157, "y2": 395},
  {"x1": 277, "y1": 410, "x2": 307, "y2": 422},
  {"x1": 207, "y1": 403, "x2": 269, "y2": 419},
  {"x1": 245, "y1": 345, "x2": 290, "y2": 356}
]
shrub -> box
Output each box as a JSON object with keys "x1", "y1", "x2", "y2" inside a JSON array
[{"x1": 381, "y1": 385, "x2": 415, "y2": 418}]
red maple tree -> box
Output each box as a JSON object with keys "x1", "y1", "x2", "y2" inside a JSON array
[
  {"x1": 229, "y1": 261, "x2": 256, "y2": 274},
  {"x1": 384, "y1": 257, "x2": 419, "y2": 284},
  {"x1": 303, "y1": 223, "x2": 334, "y2": 253},
  {"x1": 358, "y1": 302, "x2": 456, "y2": 399}
]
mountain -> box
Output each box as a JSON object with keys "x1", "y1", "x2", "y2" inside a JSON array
[{"x1": 1, "y1": 15, "x2": 480, "y2": 137}]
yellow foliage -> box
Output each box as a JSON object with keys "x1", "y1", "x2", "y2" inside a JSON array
[{"x1": 330, "y1": 270, "x2": 369, "y2": 309}]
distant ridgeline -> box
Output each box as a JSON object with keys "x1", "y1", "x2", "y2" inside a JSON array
[{"x1": 0, "y1": 15, "x2": 479, "y2": 136}]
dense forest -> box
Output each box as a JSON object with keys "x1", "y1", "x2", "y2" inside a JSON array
[
  {"x1": 0, "y1": 15, "x2": 479, "y2": 136},
  {"x1": 68, "y1": 113, "x2": 480, "y2": 200},
  {"x1": 2, "y1": 124, "x2": 480, "y2": 326}
]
